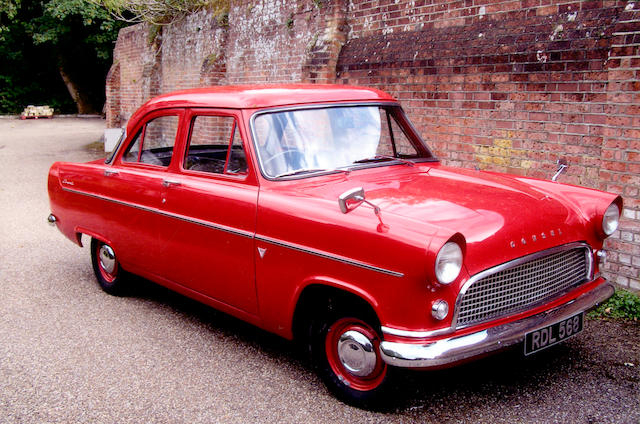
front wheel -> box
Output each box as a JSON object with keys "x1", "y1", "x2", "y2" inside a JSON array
[
  {"x1": 90, "y1": 238, "x2": 128, "y2": 296},
  {"x1": 311, "y1": 314, "x2": 392, "y2": 408}
]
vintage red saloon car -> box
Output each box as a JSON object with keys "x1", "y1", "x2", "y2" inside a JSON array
[{"x1": 48, "y1": 85, "x2": 621, "y2": 407}]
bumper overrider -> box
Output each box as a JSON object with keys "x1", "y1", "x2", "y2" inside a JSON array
[{"x1": 379, "y1": 280, "x2": 614, "y2": 368}]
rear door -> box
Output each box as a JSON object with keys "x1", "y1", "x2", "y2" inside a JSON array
[{"x1": 60, "y1": 109, "x2": 185, "y2": 275}]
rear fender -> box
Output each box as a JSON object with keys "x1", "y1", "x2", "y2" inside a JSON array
[{"x1": 74, "y1": 227, "x2": 113, "y2": 249}]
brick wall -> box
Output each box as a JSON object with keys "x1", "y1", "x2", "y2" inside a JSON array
[{"x1": 105, "y1": 0, "x2": 640, "y2": 290}]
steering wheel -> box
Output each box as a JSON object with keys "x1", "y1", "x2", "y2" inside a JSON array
[{"x1": 263, "y1": 147, "x2": 306, "y2": 175}]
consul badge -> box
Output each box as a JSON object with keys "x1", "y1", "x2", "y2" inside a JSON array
[{"x1": 511, "y1": 228, "x2": 563, "y2": 248}]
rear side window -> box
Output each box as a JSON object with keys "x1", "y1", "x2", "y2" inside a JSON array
[
  {"x1": 123, "y1": 115, "x2": 179, "y2": 167},
  {"x1": 184, "y1": 115, "x2": 248, "y2": 175}
]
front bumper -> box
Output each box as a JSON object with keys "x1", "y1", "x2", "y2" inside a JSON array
[{"x1": 379, "y1": 281, "x2": 614, "y2": 368}]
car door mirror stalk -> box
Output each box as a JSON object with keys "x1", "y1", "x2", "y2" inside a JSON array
[{"x1": 552, "y1": 158, "x2": 568, "y2": 182}]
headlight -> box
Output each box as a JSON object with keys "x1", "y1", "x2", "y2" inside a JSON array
[
  {"x1": 602, "y1": 203, "x2": 620, "y2": 236},
  {"x1": 435, "y1": 241, "x2": 463, "y2": 285}
]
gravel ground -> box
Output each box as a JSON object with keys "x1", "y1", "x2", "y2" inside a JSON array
[{"x1": 0, "y1": 118, "x2": 638, "y2": 423}]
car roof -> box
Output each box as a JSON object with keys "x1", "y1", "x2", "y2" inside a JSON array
[{"x1": 138, "y1": 84, "x2": 397, "y2": 111}]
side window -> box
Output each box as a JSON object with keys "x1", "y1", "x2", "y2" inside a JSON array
[
  {"x1": 227, "y1": 125, "x2": 248, "y2": 174},
  {"x1": 122, "y1": 115, "x2": 179, "y2": 166},
  {"x1": 185, "y1": 115, "x2": 248, "y2": 175},
  {"x1": 389, "y1": 115, "x2": 419, "y2": 157},
  {"x1": 376, "y1": 109, "x2": 395, "y2": 156},
  {"x1": 375, "y1": 109, "x2": 418, "y2": 157}
]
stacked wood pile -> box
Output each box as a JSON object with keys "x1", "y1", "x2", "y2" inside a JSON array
[{"x1": 20, "y1": 105, "x2": 54, "y2": 119}]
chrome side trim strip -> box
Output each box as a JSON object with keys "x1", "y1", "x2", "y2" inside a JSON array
[
  {"x1": 380, "y1": 281, "x2": 614, "y2": 368},
  {"x1": 62, "y1": 187, "x2": 404, "y2": 278},
  {"x1": 255, "y1": 235, "x2": 404, "y2": 277},
  {"x1": 61, "y1": 187, "x2": 254, "y2": 239}
]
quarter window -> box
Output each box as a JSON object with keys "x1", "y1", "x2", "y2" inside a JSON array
[
  {"x1": 185, "y1": 115, "x2": 248, "y2": 175},
  {"x1": 123, "y1": 115, "x2": 179, "y2": 167}
]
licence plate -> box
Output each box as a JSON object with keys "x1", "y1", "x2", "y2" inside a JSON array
[{"x1": 524, "y1": 312, "x2": 583, "y2": 356}]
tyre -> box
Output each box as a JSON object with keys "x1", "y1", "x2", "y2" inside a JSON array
[
  {"x1": 90, "y1": 238, "x2": 128, "y2": 296},
  {"x1": 310, "y1": 310, "x2": 392, "y2": 409}
]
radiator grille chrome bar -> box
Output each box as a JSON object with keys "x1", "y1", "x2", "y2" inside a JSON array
[{"x1": 454, "y1": 243, "x2": 592, "y2": 328}]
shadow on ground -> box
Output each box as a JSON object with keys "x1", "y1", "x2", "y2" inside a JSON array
[{"x1": 113, "y1": 274, "x2": 640, "y2": 420}]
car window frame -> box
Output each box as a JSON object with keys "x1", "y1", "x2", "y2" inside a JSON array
[
  {"x1": 113, "y1": 108, "x2": 186, "y2": 171},
  {"x1": 178, "y1": 108, "x2": 252, "y2": 182}
]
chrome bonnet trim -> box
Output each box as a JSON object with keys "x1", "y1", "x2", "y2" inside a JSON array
[
  {"x1": 62, "y1": 187, "x2": 404, "y2": 278},
  {"x1": 255, "y1": 235, "x2": 404, "y2": 278},
  {"x1": 379, "y1": 281, "x2": 614, "y2": 368},
  {"x1": 451, "y1": 242, "x2": 593, "y2": 330}
]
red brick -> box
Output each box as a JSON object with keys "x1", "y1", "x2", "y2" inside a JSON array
[{"x1": 105, "y1": 0, "x2": 640, "y2": 288}]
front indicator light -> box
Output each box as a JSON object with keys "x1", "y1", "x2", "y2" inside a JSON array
[
  {"x1": 435, "y1": 241, "x2": 463, "y2": 285},
  {"x1": 432, "y1": 300, "x2": 449, "y2": 320},
  {"x1": 597, "y1": 250, "x2": 607, "y2": 265}
]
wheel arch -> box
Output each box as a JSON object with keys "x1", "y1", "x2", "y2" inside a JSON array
[
  {"x1": 74, "y1": 227, "x2": 113, "y2": 248},
  {"x1": 291, "y1": 279, "x2": 382, "y2": 344}
]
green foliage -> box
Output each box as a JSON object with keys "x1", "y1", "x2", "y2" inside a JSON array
[
  {"x1": 0, "y1": 0, "x2": 124, "y2": 113},
  {"x1": 32, "y1": 0, "x2": 122, "y2": 60},
  {"x1": 588, "y1": 290, "x2": 640, "y2": 321},
  {"x1": 91, "y1": 0, "x2": 229, "y2": 25}
]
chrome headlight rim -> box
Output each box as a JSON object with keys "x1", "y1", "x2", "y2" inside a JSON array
[
  {"x1": 602, "y1": 203, "x2": 620, "y2": 236},
  {"x1": 435, "y1": 241, "x2": 463, "y2": 285}
]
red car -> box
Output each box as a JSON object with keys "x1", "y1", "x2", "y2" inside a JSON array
[{"x1": 48, "y1": 85, "x2": 620, "y2": 408}]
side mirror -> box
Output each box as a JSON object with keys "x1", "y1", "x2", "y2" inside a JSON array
[{"x1": 338, "y1": 187, "x2": 365, "y2": 214}]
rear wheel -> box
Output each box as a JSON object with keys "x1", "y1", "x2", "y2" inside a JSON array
[
  {"x1": 91, "y1": 238, "x2": 127, "y2": 295},
  {"x1": 310, "y1": 311, "x2": 391, "y2": 408}
]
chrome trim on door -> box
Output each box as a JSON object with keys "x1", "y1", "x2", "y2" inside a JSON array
[
  {"x1": 162, "y1": 179, "x2": 181, "y2": 187},
  {"x1": 255, "y1": 235, "x2": 404, "y2": 277},
  {"x1": 62, "y1": 186, "x2": 404, "y2": 278},
  {"x1": 61, "y1": 187, "x2": 254, "y2": 239}
]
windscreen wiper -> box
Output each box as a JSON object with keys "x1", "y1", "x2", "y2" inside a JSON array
[
  {"x1": 274, "y1": 168, "x2": 350, "y2": 178},
  {"x1": 353, "y1": 155, "x2": 415, "y2": 167}
]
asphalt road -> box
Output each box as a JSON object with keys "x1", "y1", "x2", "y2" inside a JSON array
[{"x1": 0, "y1": 117, "x2": 638, "y2": 423}]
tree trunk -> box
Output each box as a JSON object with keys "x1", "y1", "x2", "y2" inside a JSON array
[{"x1": 57, "y1": 64, "x2": 95, "y2": 114}]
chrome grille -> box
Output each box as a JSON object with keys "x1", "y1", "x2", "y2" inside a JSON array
[{"x1": 456, "y1": 246, "x2": 590, "y2": 328}]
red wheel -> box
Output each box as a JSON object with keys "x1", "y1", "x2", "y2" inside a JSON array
[
  {"x1": 96, "y1": 242, "x2": 118, "y2": 283},
  {"x1": 310, "y1": 310, "x2": 392, "y2": 409},
  {"x1": 324, "y1": 318, "x2": 387, "y2": 392},
  {"x1": 91, "y1": 238, "x2": 127, "y2": 295}
]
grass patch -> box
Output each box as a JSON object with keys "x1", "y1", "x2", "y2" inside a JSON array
[{"x1": 588, "y1": 289, "x2": 640, "y2": 322}]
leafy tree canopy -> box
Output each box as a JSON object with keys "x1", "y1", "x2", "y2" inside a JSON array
[{"x1": 0, "y1": 0, "x2": 125, "y2": 114}]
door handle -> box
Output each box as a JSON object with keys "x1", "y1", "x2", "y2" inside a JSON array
[
  {"x1": 104, "y1": 169, "x2": 119, "y2": 177},
  {"x1": 162, "y1": 180, "x2": 181, "y2": 188}
]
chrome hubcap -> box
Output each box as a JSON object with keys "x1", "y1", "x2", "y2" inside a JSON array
[
  {"x1": 99, "y1": 245, "x2": 116, "y2": 274},
  {"x1": 337, "y1": 330, "x2": 377, "y2": 377}
]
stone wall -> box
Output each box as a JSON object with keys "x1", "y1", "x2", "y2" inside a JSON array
[{"x1": 104, "y1": 0, "x2": 640, "y2": 291}]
